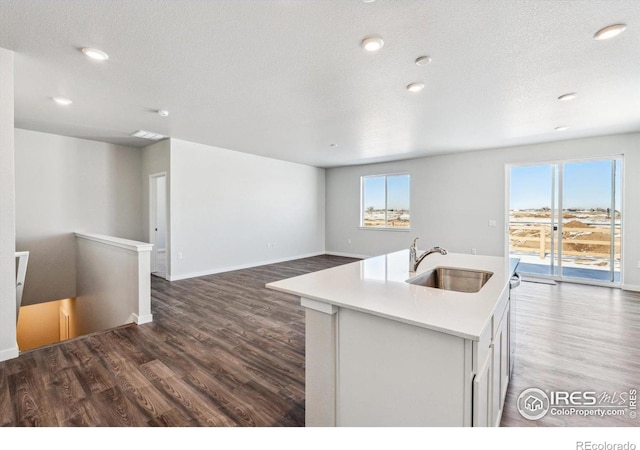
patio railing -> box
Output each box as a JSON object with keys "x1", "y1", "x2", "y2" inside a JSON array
[{"x1": 509, "y1": 224, "x2": 621, "y2": 259}]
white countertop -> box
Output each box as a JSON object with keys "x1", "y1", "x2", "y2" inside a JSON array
[{"x1": 266, "y1": 250, "x2": 519, "y2": 341}]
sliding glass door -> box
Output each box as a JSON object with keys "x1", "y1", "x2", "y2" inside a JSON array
[
  {"x1": 509, "y1": 158, "x2": 622, "y2": 285},
  {"x1": 509, "y1": 164, "x2": 558, "y2": 277}
]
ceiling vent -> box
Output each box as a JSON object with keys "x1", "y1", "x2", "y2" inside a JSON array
[{"x1": 130, "y1": 130, "x2": 166, "y2": 140}]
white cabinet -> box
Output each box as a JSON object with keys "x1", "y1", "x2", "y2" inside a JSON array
[
  {"x1": 337, "y1": 308, "x2": 469, "y2": 426},
  {"x1": 473, "y1": 347, "x2": 492, "y2": 427},
  {"x1": 490, "y1": 305, "x2": 509, "y2": 426},
  {"x1": 472, "y1": 289, "x2": 510, "y2": 427},
  {"x1": 500, "y1": 308, "x2": 510, "y2": 402},
  {"x1": 307, "y1": 295, "x2": 512, "y2": 427}
]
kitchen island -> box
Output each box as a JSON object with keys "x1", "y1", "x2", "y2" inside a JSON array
[{"x1": 266, "y1": 250, "x2": 519, "y2": 427}]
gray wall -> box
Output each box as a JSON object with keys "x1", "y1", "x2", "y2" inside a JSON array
[
  {"x1": 326, "y1": 132, "x2": 640, "y2": 289},
  {"x1": 15, "y1": 129, "x2": 144, "y2": 305},
  {"x1": 169, "y1": 138, "x2": 326, "y2": 280},
  {"x1": 0, "y1": 48, "x2": 18, "y2": 361}
]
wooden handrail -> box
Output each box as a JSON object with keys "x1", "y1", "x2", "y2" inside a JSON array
[
  {"x1": 509, "y1": 224, "x2": 620, "y2": 259},
  {"x1": 15, "y1": 251, "x2": 29, "y2": 323}
]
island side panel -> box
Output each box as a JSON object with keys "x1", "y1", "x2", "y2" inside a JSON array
[
  {"x1": 337, "y1": 308, "x2": 467, "y2": 426},
  {"x1": 305, "y1": 303, "x2": 338, "y2": 426}
]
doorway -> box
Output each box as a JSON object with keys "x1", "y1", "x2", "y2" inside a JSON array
[
  {"x1": 508, "y1": 157, "x2": 622, "y2": 285},
  {"x1": 150, "y1": 173, "x2": 168, "y2": 279}
]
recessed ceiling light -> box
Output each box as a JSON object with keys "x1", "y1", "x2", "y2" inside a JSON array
[
  {"x1": 558, "y1": 93, "x2": 578, "y2": 101},
  {"x1": 157, "y1": 110, "x2": 169, "y2": 117},
  {"x1": 593, "y1": 23, "x2": 627, "y2": 40},
  {"x1": 361, "y1": 36, "x2": 384, "y2": 52},
  {"x1": 415, "y1": 56, "x2": 432, "y2": 66},
  {"x1": 52, "y1": 97, "x2": 72, "y2": 106},
  {"x1": 555, "y1": 126, "x2": 569, "y2": 131},
  {"x1": 130, "y1": 130, "x2": 166, "y2": 140},
  {"x1": 81, "y1": 47, "x2": 109, "y2": 61},
  {"x1": 406, "y1": 82, "x2": 425, "y2": 92}
]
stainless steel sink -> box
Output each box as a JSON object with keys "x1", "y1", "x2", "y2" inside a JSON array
[{"x1": 407, "y1": 266, "x2": 493, "y2": 293}]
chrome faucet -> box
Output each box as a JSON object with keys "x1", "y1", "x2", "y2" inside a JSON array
[
  {"x1": 409, "y1": 237, "x2": 419, "y2": 271},
  {"x1": 410, "y1": 237, "x2": 447, "y2": 272}
]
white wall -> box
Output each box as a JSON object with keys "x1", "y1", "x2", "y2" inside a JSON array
[
  {"x1": 169, "y1": 139, "x2": 325, "y2": 280},
  {"x1": 0, "y1": 48, "x2": 18, "y2": 361},
  {"x1": 326, "y1": 132, "x2": 640, "y2": 289},
  {"x1": 15, "y1": 129, "x2": 144, "y2": 305}
]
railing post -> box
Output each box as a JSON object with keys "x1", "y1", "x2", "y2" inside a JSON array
[{"x1": 539, "y1": 226, "x2": 546, "y2": 259}]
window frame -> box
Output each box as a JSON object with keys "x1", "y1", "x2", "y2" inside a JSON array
[{"x1": 359, "y1": 173, "x2": 411, "y2": 231}]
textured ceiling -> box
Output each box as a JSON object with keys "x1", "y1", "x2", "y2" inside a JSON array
[{"x1": 0, "y1": 0, "x2": 638, "y2": 168}]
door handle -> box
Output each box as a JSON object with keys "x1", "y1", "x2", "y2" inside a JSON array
[{"x1": 510, "y1": 273, "x2": 521, "y2": 289}]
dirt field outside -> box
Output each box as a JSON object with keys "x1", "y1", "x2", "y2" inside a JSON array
[
  {"x1": 510, "y1": 208, "x2": 620, "y2": 269},
  {"x1": 363, "y1": 209, "x2": 410, "y2": 228}
]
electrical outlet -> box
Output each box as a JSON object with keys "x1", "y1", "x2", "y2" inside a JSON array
[
  {"x1": 488, "y1": 220, "x2": 497, "y2": 227},
  {"x1": 177, "y1": 252, "x2": 183, "y2": 260},
  {"x1": 348, "y1": 239, "x2": 352, "y2": 245},
  {"x1": 272, "y1": 242, "x2": 277, "y2": 249},
  {"x1": 267, "y1": 243, "x2": 272, "y2": 249},
  {"x1": 471, "y1": 248, "x2": 477, "y2": 255}
]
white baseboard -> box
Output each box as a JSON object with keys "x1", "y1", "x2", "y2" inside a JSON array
[
  {"x1": 325, "y1": 251, "x2": 370, "y2": 259},
  {"x1": 168, "y1": 251, "x2": 326, "y2": 281},
  {"x1": 131, "y1": 313, "x2": 153, "y2": 324},
  {"x1": 0, "y1": 344, "x2": 19, "y2": 362},
  {"x1": 622, "y1": 284, "x2": 640, "y2": 292}
]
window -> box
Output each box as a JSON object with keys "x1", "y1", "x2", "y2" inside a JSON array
[{"x1": 361, "y1": 174, "x2": 410, "y2": 229}]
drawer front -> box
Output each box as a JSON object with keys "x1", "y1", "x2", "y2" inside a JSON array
[{"x1": 473, "y1": 322, "x2": 492, "y2": 373}]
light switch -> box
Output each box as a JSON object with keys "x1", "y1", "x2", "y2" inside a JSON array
[{"x1": 488, "y1": 220, "x2": 497, "y2": 227}]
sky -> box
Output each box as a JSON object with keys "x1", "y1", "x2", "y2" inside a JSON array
[
  {"x1": 363, "y1": 174, "x2": 410, "y2": 210},
  {"x1": 510, "y1": 160, "x2": 622, "y2": 210}
]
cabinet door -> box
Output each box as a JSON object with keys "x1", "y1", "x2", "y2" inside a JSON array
[
  {"x1": 500, "y1": 305, "x2": 510, "y2": 405},
  {"x1": 473, "y1": 349, "x2": 492, "y2": 427},
  {"x1": 490, "y1": 324, "x2": 502, "y2": 426},
  {"x1": 490, "y1": 306, "x2": 510, "y2": 427}
]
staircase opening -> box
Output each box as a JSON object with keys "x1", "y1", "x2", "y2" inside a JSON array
[{"x1": 16, "y1": 298, "x2": 77, "y2": 352}]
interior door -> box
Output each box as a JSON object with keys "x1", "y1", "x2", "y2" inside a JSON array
[{"x1": 149, "y1": 173, "x2": 168, "y2": 279}]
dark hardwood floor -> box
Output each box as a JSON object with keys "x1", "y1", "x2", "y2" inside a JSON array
[
  {"x1": 1, "y1": 255, "x2": 638, "y2": 427},
  {"x1": 0, "y1": 255, "x2": 359, "y2": 426}
]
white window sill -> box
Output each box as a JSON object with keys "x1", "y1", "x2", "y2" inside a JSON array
[{"x1": 359, "y1": 227, "x2": 411, "y2": 232}]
